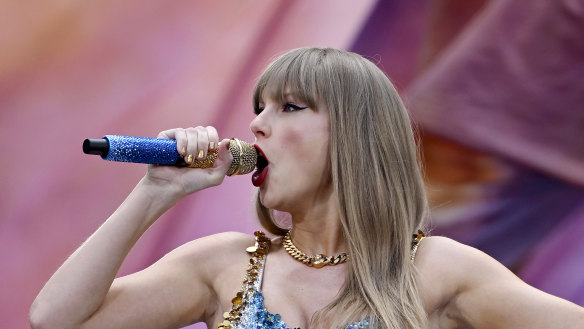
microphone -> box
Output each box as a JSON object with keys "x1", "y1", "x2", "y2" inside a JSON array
[{"x1": 83, "y1": 135, "x2": 257, "y2": 176}]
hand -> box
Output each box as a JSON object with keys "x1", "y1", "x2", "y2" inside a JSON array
[{"x1": 143, "y1": 126, "x2": 233, "y2": 198}]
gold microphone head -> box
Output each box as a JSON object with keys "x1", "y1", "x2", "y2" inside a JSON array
[
  {"x1": 188, "y1": 138, "x2": 257, "y2": 176},
  {"x1": 226, "y1": 138, "x2": 257, "y2": 176}
]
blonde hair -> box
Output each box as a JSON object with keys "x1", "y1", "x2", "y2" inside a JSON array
[{"x1": 253, "y1": 48, "x2": 428, "y2": 328}]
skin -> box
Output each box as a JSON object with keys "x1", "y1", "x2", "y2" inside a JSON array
[{"x1": 30, "y1": 93, "x2": 584, "y2": 329}]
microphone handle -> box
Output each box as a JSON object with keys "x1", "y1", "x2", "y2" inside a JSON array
[
  {"x1": 84, "y1": 135, "x2": 189, "y2": 165},
  {"x1": 83, "y1": 135, "x2": 257, "y2": 176}
]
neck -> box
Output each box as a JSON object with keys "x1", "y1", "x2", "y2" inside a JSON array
[{"x1": 288, "y1": 194, "x2": 346, "y2": 257}]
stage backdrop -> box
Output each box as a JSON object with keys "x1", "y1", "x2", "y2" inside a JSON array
[{"x1": 1, "y1": 0, "x2": 582, "y2": 328}]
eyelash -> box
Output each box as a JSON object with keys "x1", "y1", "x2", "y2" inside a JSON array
[
  {"x1": 283, "y1": 103, "x2": 308, "y2": 112},
  {"x1": 254, "y1": 103, "x2": 307, "y2": 115}
]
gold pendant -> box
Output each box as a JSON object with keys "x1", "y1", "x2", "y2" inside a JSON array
[{"x1": 311, "y1": 254, "x2": 327, "y2": 268}]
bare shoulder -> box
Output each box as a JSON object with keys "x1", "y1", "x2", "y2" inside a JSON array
[
  {"x1": 415, "y1": 235, "x2": 481, "y2": 262},
  {"x1": 414, "y1": 236, "x2": 514, "y2": 302},
  {"x1": 159, "y1": 231, "x2": 256, "y2": 270},
  {"x1": 414, "y1": 236, "x2": 584, "y2": 329},
  {"x1": 413, "y1": 236, "x2": 510, "y2": 327},
  {"x1": 415, "y1": 235, "x2": 505, "y2": 280},
  {"x1": 153, "y1": 231, "x2": 257, "y2": 322},
  {"x1": 151, "y1": 231, "x2": 257, "y2": 299},
  {"x1": 413, "y1": 237, "x2": 470, "y2": 312},
  {"x1": 165, "y1": 231, "x2": 256, "y2": 255}
]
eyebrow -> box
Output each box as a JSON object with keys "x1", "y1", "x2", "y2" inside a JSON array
[
  {"x1": 283, "y1": 92, "x2": 299, "y2": 100},
  {"x1": 260, "y1": 92, "x2": 294, "y2": 103}
]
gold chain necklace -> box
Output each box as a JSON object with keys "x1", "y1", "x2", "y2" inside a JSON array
[{"x1": 282, "y1": 231, "x2": 348, "y2": 268}]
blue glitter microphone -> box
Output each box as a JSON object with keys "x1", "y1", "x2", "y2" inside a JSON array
[{"x1": 83, "y1": 135, "x2": 258, "y2": 176}]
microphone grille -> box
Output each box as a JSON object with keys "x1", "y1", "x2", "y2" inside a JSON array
[{"x1": 227, "y1": 138, "x2": 258, "y2": 176}]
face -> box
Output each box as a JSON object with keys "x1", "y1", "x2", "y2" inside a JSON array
[{"x1": 250, "y1": 90, "x2": 332, "y2": 214}]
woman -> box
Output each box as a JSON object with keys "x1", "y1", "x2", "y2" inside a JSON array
[{"x1": 30, "y1": 48, "x2": 584, "y2": 328}]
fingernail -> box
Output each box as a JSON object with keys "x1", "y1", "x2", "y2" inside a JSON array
[
  {"x1": 186, "y1": 154, "x2": 193, "y2": 163},
  {"x1": 197, "y1": 150, "x2": 204, "y2": 159},
  {"x1": 182, "y1": 146, "x2": 186, "y2": 154},
  {"x1": 209, "y1": 142, "x2": 215, "y2": 150}
]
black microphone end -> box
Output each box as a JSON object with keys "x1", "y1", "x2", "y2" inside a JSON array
[{"x1": 83, "y1": 138, "x2": 109, "y2": 156}]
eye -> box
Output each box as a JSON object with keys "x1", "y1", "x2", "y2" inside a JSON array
[{"x1": 283, "y1": 103, "x2": 308, "y2": 112}]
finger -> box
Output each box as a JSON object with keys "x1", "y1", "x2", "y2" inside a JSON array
[
  {"x1": 215, "y1": 138, "x2": 233, "y2": 172},
  {"x1": 196, "y1": 127, "x2": 211, "y2": 160},
  {"x1": 180, "y1": 129, "x2": 190, "y2": 157},
  {"x1": 157, "y1": 128, "x2": 180, "y2": 139},
  {"x1": 185, "y1": 127, "x2": 199, "y2": 164},
  {"x1": 206, "y1": 126, "x2": 219, "y2": 151},
  {"x1": 158, "y1": 128, "x2": 188, "y2": 156}
]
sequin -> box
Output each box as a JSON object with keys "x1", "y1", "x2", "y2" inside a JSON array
[{"x1": 103, "y1": 135, "x2": 181, "y2": 165}]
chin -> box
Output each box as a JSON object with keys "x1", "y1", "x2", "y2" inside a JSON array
[{"x1": 258, "y1": 191, "x2": 287, "y2": 212}]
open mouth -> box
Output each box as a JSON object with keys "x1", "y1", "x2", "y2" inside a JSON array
[{"x1": 252, "y1": 145, "x2": 269, "y2": 187}]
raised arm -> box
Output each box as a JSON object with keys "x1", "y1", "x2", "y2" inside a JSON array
[
  {"x1": 30, "y1": 127, "x2": 233, "y2": 329},
  {"x1": 417, "y1": 236, "x2": 584, "y2": 329}
]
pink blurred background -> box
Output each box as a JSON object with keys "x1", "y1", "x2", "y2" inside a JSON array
[{"x1": 2, "y1": 1, "x2": 583, "y2": 328}]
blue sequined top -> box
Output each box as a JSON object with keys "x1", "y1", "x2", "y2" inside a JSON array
[{"x1": 217, "y1": 231, "x2": 425, "y2": 329}]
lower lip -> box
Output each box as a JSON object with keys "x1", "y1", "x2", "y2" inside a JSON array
[{"x1": 252, "y1": 166, "x2": 268, "y2": 187}]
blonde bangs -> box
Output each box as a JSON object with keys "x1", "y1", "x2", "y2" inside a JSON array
[{"x1": 253, "y1": 49, "x2": 322, "y2": 113}]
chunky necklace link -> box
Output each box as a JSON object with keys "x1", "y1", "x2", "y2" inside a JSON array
[{"x1": 282, "y1": 231, "x2": 348, "y2": 268}]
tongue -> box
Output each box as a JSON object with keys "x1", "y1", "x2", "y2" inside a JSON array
[{"x1": 251, "y1": 166, "x2": 268, "y2": 187}]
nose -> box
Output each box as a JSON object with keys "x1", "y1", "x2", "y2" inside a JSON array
[{"x1": 250, "y1": 111, "x2": 270, "y2": 139}]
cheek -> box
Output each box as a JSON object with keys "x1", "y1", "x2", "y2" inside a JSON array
[
  {"x1": 280, "y1": 127, "x2": 329, "y2": 173},
  {"x1": 282, "y1": 128, "x2": 304, "y2": 144},
  {"x1": 280, "y1": 116, "x2": 329, "y2": 146},
  {"x1": 280, "y1": 129, "x2": 307, "y2": 157}
]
